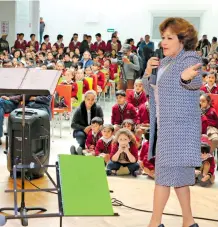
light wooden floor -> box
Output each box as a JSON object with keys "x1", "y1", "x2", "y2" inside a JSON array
[{"x1": 0, "y1": 101, "x2": 218, "y2": 227}]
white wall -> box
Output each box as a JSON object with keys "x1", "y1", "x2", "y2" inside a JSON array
[
  {"x1": 0, "y1": 1, "x2": 16, "y2": 48},
  {"x1": 40, "y1": 0, "x2": 217, "y2": 48}
]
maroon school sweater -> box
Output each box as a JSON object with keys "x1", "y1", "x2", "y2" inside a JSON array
[
  {"x1": 14, "y1": 40, "x2": 27, "y2": 51},
  {"x1": 95, "y1": 138, "x2": 113, "y2": 156},
  {"x1": 137, "y1": 103, "x2": 149, "y2": 124},
  {"x1": 111, "y1": 102, "x2": 137, "y2": 125},
  {"x1": 203, "y1": 107, "x2": 218, "y2": 128},
  {"x1": 110, "y1": 143, "x2": 138, "y2": 161},
  {"x1": 85, "y1": 130, "x2": 102, "y2": 149},
  {"x1": 139, "y1": 141, "x2": 155, "y2": 170},
  {"x1": 96, "y1": 71, "x2": 105, "y2": 89},
  {"x1": 83, "y1": 78, "x2": 90, "y2": 94},
  {"x1": 69, "y1": 41, "x2": 81, "y2": 51},
  {"x1": 200, "y1": 84, "x2": 218, "y2": 94},
  {"x1": 53, "y1": 42, "x2": 64, "y2": 50},
  {"x1": 27, "y1": 41, "x2": 39, "y2": 52},
  {"x1": 92, "y1": 40, "x2": 106, "y2": 52},
  {"x1": 127, "y1": 90, "x2": 147, "y2": 109},
  {"x1": 201, "y1": 114, "x2": 208, "y2": 134}
]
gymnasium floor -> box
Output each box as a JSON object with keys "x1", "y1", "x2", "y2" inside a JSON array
[{"x1": 0, "y1": 100, "x2": 217, "y2": 227}]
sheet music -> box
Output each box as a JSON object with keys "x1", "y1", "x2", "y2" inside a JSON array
[
  {"x1": 19, "y1": 69, "x2": 61, "y2": 94},
  {"x1": 0, "y1": 68, "x2": 27, "y2": 89}
]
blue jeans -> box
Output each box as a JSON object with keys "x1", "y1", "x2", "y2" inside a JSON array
[
  {"x1": 0, "y1": 99, "x2": 17, "y2": 137},
  {"x1": 107, "y1": 161, "x2": 140, "y2": 174},
  {"x1": 39, "y1": 31, "x2": 44, "y2": 44},
  {"x1": 73, "y1": 130, "x2": 87, "y2": 149}
]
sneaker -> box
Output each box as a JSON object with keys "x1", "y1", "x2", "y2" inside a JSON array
[
  {"x1": 77, "y1": 146, "x2": 83, "y2": 155},
  {"x1": 106, "y1": 169, "x2": 112, "y2": 176},
  {"x1": 70, "y1": 145, "x2": 77, "y2": 155},
  {"x1": 189, "y1": 224, "x2": 199, "y2": 227},
  {"x1": 158, "y1": 225, "x2": 165, "y2": 227}
]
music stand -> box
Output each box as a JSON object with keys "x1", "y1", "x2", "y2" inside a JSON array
[{"x1": 0, "y1": 68, "x2": 61, "y2": 226}]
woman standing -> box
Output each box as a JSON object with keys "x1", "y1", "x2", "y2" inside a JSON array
[
  {"x1": 71, "y1": 90, "x2": 103, "y2": 150},
  {"x1": 144, "y1": 17, "x2": 202, "y2": 227}
]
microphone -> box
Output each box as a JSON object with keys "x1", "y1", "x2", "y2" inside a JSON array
[
  {"x1": 0, "y1": 215, "x2": 7, "y2": 226},
  {"x1": 152, "y1": 49, "x2": 164, "y2": 76}
]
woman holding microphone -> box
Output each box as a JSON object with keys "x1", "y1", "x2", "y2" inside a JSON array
[{"x1": 143, "y1": 17, "x2": 202, "y2": 227}]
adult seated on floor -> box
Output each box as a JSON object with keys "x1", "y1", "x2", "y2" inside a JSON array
[
  {"x1": 0, "y1": 94, "x2": 20, "y2": 145},
  {"x1": 71, "y1": 90, "x2": 104, "y2": 154}
]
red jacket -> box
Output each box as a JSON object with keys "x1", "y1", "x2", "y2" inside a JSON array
[
  {"x1": 111, "y1": 102, "x2": 138, "y2": 125},
  {"x1": 108, "y1": 66, "x2": 115, "y2": 80},
  {"x1": 110, "y1": 143, "x2": 138, "y2": 161},
  {"x1": 69, "y1": 41, "x2": 81, "y2": 51},
  {"x1": 203, "y1": 107, "x2": 218, "y2": 128},
  {"x1": 139, "y1": 141, "x2": 155, "y2": 170},
  {"x1": 201, "y1": 114, "x2": 208, "y2": 134},
  {"x1": 83, "y1": 78, "x2": 90, "y2": 94},
  {"x1": 44, "y1": 42, "x2": 52, "y2": 50},
  {"x1": 127, "y1": 90, "x2": 147, "y2": 109},
  {"x1": 85, "y1": 130, "x2": 102, "y2": 149},
  {"x1": 96, "y1": 71, "x2": 105, "y2": 89},
  {"x1": 53, "y1": 42, "x2": 64, "y2": 50},
  {"x1": 27, "y1": 41, "x2": 39, "y2": 52},
  {"x1": 14, "y1": 40, "x2": 27, "y2": 51},
  {"x1": 106, "y1": 42, "x2": 121, "y2": 52},
  {"x1": 95, "y1": 138, "x2": 113, "y2": 156},
  {"x1": 200, "y1": 84, "x2": 218, "y2": 94},
  {"x1": 61, "y1": 81, "x2": 78, "y2": 98},
  {"x1": 137, "y1": 103, "x2": 149, "y2": 124},
  {"x1": 92, "y1": 41, "x2": 106, "y2": 52}
]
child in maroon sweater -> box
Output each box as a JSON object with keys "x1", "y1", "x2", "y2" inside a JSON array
[
  {"x1": 83, "y1": 117, "x2": 103, "y2": 156},
  {"x1": 200, "y1": 72, "x2": 218, "y2": 94},
  {"x1": 127, "y1": 79, "x2": 147, "y2": 111},
  {"x1": 111, "y1": 90, "x2": 137, "y2": 131},
  {"x1": 200, "y1": 93, "x2": 218, "y2": 152},
  {"x1": 92, "y1": 62, "x2": 105, "y2": 92},
  {"x1": 95, "y1": 124, "x2": 114, "y2": 164},
  {"x1": 139, "y1": 129, "x2": 155, "y2": 179},
  {"x1": 195, "y1": 143, "x2": 215, "y2": 186},
  {"x1": 75, "y1": 69, "x2": 89, "y2": 94},
  {"x1": 106, "y1": 128, "x2": 139, "y2": 177}
]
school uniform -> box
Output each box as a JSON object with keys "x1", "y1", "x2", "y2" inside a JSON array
[
  {"x1": 61, "y1": 80, "x2": 78, "y2": 98},
  {"x1": 98, "y1": 57, "x2": 104, "y2": 66},
  {"x1": 201, "y1": 114, "x2": 208, "y2": 134},
  {"x1": 94, "y1": 71, "x2": 105, "y2": 89},
  {"x1": 53, "y1": 42, "x2": 64, "y2": 50},
  {"x1": 27, "y1": 40, "x2": 39, "y2": 52},
  {"x1": 92, "y1": 40, "x2": 106, "y2": 52},
  {"x1": 14, "y1": 39, "x2": 27, "y2": 51},
  {"x1": 89, "y1": 43, "x2": 95, "y2": 52},
  {"x1": 127, "y1": 90, "x2": 147, "y2": 109},
  {"x1": 43, "y1": 42, "x2": 52, "y2": 50},
  {"x1": 111, "y1": 102, "x2": 138, "y2": 125},
  {"x1": 82, "y1": 78, "x2": 90, "y2": 94},
  {"x1": 95, "y1": 136, "x2": 113, "y2": 156},
  {"x1": 137, "y1": 103, "x2": 150, "y2": 124},
  {"x1": 85, "y1": 130, "x2": 102, "y2": 149},
  {"x1": 200, "y1": 83, "x2": 218, "y2": 94},
  {"x1": 202, "y1": 107, "x2": 218, "y2": 128},
  {"x1": 107, "y1": 142, "x2": 139, "y2": 174},
  {"x1": 139, "y1": 141, "x2": 155, "y2": 170},
  {"x1": 106, "y1": 41, "x2": 121, "y2": 53},
  {"x1": 69, "y1": 41, "x2": 81, "y2": 51}
]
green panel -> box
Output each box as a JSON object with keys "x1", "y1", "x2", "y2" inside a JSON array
[
  {"x1": 72, "y1": 81, "x2": 83, "y2": 108},
  {"x1": 107, "y1": 29, "x2": 115, "y2": 33},
  {"x1": 58, "y1": 155, "x2": 114, "y2": 216}
]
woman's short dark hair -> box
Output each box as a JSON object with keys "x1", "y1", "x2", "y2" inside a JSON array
[
  {"x1": 115, "y1": 90, "x2": 126, "y2": 97},
  {"x1": 159, "y1": 17, "x2": 198, "y2": 51},
  {"x1": 212, "y1": 37, "x2": 217, "y2": 42},
  {"x1": 57, "y1": 34, "x2": 63, "y2": 40},
  {"x1": 91, "y1": 117, "x2": 103, "y2": 125},
  {"x1": 30, "y1": 34, "x2": 35, "y2": 38}
]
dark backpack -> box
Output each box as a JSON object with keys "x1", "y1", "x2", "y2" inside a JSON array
[
  {"x1": 129, "y1": 54, "x2": 144, "y2": 79},
  {"x1": 54, "y1": 91, "x2": 68, "y2": 108}
]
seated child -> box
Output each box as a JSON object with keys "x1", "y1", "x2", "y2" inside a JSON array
[
  {"x1": 61, "y1": 70, "x2": 78, "y2": 102},
  {"x1": 200, "y1": 93, "x2": 218, "y2": 152},
  {"x1": 106, "y1": 128, "x2": 140, "y2": 177},
  {"x1": 75, "y1": 69, "x2": 90, "y2": 94},
  {"x1": 111, "y1": 90, "x2": 137, "y2": 131},
  {"x1": 85, "y1": 66, "x2": 94, "y2": 78},
  {"x1": 83, "y1": 117, "x2": 103, "y2": 156},
  {"x1": 121, "y1": 119, "x2": 141, "y2": 148},
  {"x1": 102, "y1": 59, "x2": 115, "y2": 81},
  {"x1": 127, "y1": 79, "x2": 147, "y2": 111},
  {"x1": 91, "y1": 62, "x2": 105, "y2": 93},
  {"x1": 137, "y1": 100, "x2": 150, "y2": 127},
  {"x1": 95, "y1": 124, "x2": 114, "y2": 164},
  {"x1": 195, "y1": 142, "x2": 215, "y2": 187},
  {"x1": 200, "y1": 72, "x2": 218, "y2": 94},
  {"x1": 139, "y1": 129, "x2": 155, "y2": 179}
]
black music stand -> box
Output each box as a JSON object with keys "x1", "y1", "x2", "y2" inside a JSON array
[{"x1": 0, "y1": 68, "x2": 61, "y2": 226}]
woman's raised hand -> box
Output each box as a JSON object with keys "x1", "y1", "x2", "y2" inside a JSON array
[{"x1": 181, "y1": 63, "x2": 202, "y2": 81}]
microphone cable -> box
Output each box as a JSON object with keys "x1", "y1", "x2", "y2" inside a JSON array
[{"x1": 111, "y1": 198, "x2": 218, "y2": 223}]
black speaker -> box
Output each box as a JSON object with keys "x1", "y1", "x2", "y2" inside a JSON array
[{"x1": 6, "y1": 108, "x2": 50, "y2": 180}]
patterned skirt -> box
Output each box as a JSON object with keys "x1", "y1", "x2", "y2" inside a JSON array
[{"x1": 155, "y1": 163, "x2": 195, "y2": 187}]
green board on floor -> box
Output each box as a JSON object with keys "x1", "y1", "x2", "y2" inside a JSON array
[{"x1": 58, "y1": 154, "x2": 114, "y2": 216}]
